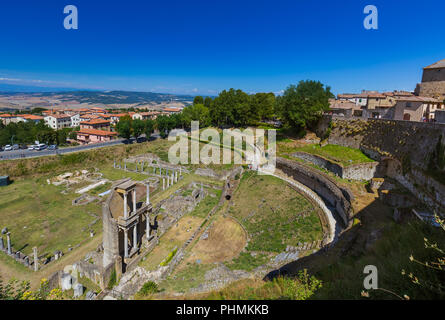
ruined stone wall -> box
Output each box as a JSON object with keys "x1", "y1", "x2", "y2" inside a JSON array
[
  {"x1": 320, "y1": 116, "x2": 445, "y2": 214},
  {"x1": 291, "y1": 152, "x2": 378, "y2": 181},
  {"x1": 102, "y1": 197, "x2": 120, "y2": 268},
  {"x1": 276, "y1": 157, "x2": 353, "y2": 226}
]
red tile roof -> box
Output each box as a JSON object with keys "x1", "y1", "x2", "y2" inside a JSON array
[
  {"x1": 80, "y1": 119, "x2": 110, "y2": 125},
  {"x1": 164, "y1": 107, "x2": 182, "y2": 112},
  {"x1": 77, "y1": 128, "x2": 117, "y2": 136}
]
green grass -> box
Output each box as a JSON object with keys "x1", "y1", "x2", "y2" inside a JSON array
[
  {"x1": 229, "y1": 171, "x2": 323, "y2": 254},
  {"x1": 159, "y1": 262, "x2": 214, "y2": 293},
  {"x1": 189, "y1": 190, "x2": 222, "y2": 219},
  {"x1": 225, "y1": 252, "x2": 270, "y2": 272},
  {"x1": 0, "y1": 177, "x2": 101, "y2": 257},
  {"x1": 312, "y1": 221, "x2": 445, "y2": 300},
  {"x1": 293, "y1": 144, "x2": 374, "y2": 166},
  {"x1": 160, "y1": 248, "x2": 178, "y2": 266}
]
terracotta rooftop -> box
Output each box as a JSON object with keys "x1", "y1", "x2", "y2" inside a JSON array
[
  {"x1": 77, "y1": 128, "x2": 118, "y2": 136},
  {"x1": 396, "y1": 96, "x2": 440, "y2": 103},
  {"x1": 164, "y1": 107, "x2": 182, "y2": 112},
  {"x1": 20, "y1": 114, "x2": 44, "y2": 120},
  {"x1": 80, "y1": 119, "x2": 111, "y2": 125},
  {"x1": 46, "y1": 114, "x2": 71, "y2": 119}
]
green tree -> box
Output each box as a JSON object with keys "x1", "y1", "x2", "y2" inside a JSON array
[
  {"x1": 132, "y1": 119, "x2": 145, "y2": 139},
  {"x1": 279, "y1": 80, "x2": 333, "y2": 131},
  {"x1": 181, "y1": 104, "x2": 211, "y2": 128},
  {"x1": 193, "y1": 96, "x2": 204, "y2": 105},
  {"x1": 211, "y1": 88, "x2": 251, "y2": 127},
  {"x1": 144, "y1": 119, "x2": 155, "y2": 139},
  {"x1": 204, "y1": 96, "x2": 213, "y2": 108},
  {"x1": 251, "y1": 92, "x2": 276, "y2": 121},
  {"x1": 156, "y1": 115, "x2": 170, "y2": 139},
  {"x1": 116, "y1": 116, "x2": 132, "y2": 140}
]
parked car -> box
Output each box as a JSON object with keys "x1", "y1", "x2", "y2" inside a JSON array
[
  {"x1": 12, "y1": 144, "x2": 19, "y2": 150},
  {"x1": 48, "y1": 145, "x2": 58, "y2": 150},
  {"x1": 28, "y1": 145, "x2": 36, "y2": 151},
  {"x1": 4, "y1": 145, "x2": 12, "y2": 151},
  {"x1": 35, "y1": 143, "x2": 47, "y2": 151}
]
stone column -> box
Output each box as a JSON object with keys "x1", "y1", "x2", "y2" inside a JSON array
[
  {"x1": 123, "y1": 192, "x2": 128, "y2": 218},
  {"x1": 124, "y1": 229, "x2": 129, "y2": 258},
  {"x1": 175, "y1": 171, "x2": 178, "y2": 182},
  {"x1": 133, "y1": 225, "x2": 137, "y2": 249},
  {"x1": 146, "y1": 214, "x2": 150, "y2": 239},
  {"x1": 33, "y1": 247, "x2": 38, "y2": 272},
  {"x1": 0, "y1": 236, "x2": 3, "y2": 251},
  {"x1": 171, "y1": 173, "x2": 174, "y2": 185},
  {"x1": 132, "y1": 189, "x2": 137, "y2": 214},
  {"x1": 124, "y1": 161, "x2": 127, "y2": 170},
  {"x1": 163, "y1": 178, "x2": 165, "y2": 190},
  {"x1": 167, "y1": 176, "x2": 170, "y2": 188},
  {"x1": 146, "y1": 183, "x2": 150, "y2": 205},
  {"x1": 6, "y1": 232, "x2": 11, "y2": 255}
]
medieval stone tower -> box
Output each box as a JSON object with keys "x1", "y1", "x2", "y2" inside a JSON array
[{"x1": 415, "y1": 59, "x2": 445, "y2": 101}]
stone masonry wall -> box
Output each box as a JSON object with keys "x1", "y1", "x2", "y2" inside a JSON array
[
  {"x1": 319, "y1": 116, "x2": 445, "y2": 214},
  {"x1": 276, "y1": 157, "x2": 353, "y2": 227},
  {"x1": 291, "y1": 151, "x2": 378, "y2": 181}
]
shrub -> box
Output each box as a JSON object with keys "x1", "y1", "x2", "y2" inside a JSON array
[
  {"x1": 107, "y1": 269, "x2": 117, "y2": 289},
  {"x1": 138, "y1": 281, "x2": 159, "y2": 296}
]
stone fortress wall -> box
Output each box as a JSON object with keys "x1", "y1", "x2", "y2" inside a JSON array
[{"x1": 317, "y1": 116, "x2": 445, "y2": 214}]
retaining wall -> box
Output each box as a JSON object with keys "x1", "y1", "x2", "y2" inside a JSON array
[
  {"x1": 276, "y1": 157, "x2": 353, "y2": 227},
  {"x1": 292, "y1": 151, "x2": 378, "y2": 180}
]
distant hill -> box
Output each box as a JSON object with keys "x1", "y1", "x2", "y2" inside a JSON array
[{"x1": 0, "y1": 86, "x2": 195, "y2": 107}]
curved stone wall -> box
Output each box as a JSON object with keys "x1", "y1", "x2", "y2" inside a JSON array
[{"x1": 276, "y1": 157, "x2": 353, "y2": 227}]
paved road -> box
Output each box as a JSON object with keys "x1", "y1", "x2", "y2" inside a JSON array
[
  {"x1": 0, "y1": 139, "x2": 128, "y2": 161},
  {"x1": 0, "y1": 132, "x2": 162, "y2": 161}
]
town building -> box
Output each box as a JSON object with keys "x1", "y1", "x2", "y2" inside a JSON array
[
  {"x1": 131, "y1": 111, "x2": 160, "y2": 121},
  {"x1": 76, "y1": 128, "x2": 118, "y2": 144},
  {"x1": 415, "y1": 58, "x2": 445, "y2": 101},
  {"x1": 80, "y1": 119, "x2": 111, "y2": 131},
  {"x1": 70, "y1": 114, "x2": 80, "y2": 127},
  {"x1": 0, "y1": 114, "x2": 16, "y2": 125},
  {"x1": 44, "y1": 114, "x2": 72, "y2": 130},
  {"x1": 16, "y1": 114, "x2": 44, "y2": 123}
]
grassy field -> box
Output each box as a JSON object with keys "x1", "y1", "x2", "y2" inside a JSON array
[
  {"x1": 229, "y1": 171, "x2": 323, "y2": 254},
  {"x1": 293, "y1": 144, "x2": 374, "y2": 166},
  {"x1": 0, "y1": 177, "x2": 101, "y2": 258}
]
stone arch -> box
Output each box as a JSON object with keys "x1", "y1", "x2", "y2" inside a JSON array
[{"x1": 403, "y1": 113, "x2": 411, "y2": 121}]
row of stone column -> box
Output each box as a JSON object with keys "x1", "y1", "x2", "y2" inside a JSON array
[
  {"x1": 0, "y1": 232, "x2": 39, "y2": 272},
  {"x1": 161, "y1": 170, "x2": 179, "y2": 190},
  {"x1": 113, "y1": 160, "x2": 182, "y2": 178}
]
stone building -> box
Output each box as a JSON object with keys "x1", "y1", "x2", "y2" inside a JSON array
[
  {"x1": 415, "y1": 59, "x2": 445, "y2": 101},
  {"x1": 103, "y1": 179, "x2": 154, "y2": 273}
]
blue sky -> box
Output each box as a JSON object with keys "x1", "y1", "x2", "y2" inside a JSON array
[{"x1": 0, "y1": 0, "x2": 444, "y2": 95}]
